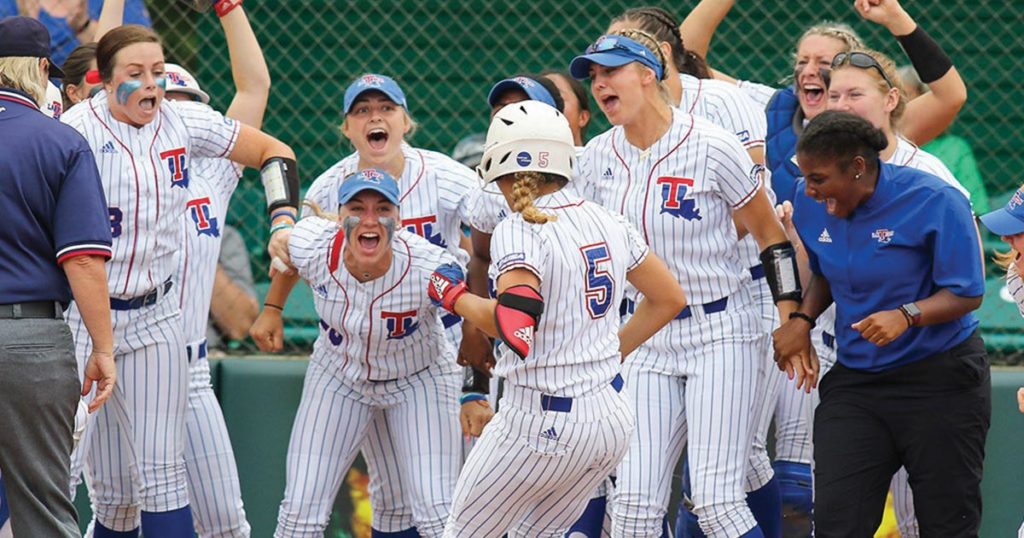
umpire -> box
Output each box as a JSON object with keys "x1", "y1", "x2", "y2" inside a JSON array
[{"x1": 0, "y1": 16, "x2": 116, "y2": 536}]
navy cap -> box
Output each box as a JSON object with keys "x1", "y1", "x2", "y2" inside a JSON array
[
  {"x1": 980, "y1": 187, "x2": 1024, "y2": 236},
  {"x1": 0, "y1": 17, "x2": 64, "y2": 78},
  {"x1": 487, "y1": 76, "x2": 556, "y2": 109},
  {"x1": 343, "y1": 74, "x2": 408, "y2": 115},
  {"x1": 569, "y1": 34, "x2": 662, "y2": 81},
  {"x1": 338, "y1": 168, "x2": 401, "y2": 207}
]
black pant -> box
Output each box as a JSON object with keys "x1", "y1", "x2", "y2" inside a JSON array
[
  {"x1": 0, "y1": 318, "x2": 81, "y2": 537},
  {"x1": 813, "y1": 331, "x2": 990, "y2": 538}
]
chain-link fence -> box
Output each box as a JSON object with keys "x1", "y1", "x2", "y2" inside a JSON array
[{"x1": 140, "y1": 0, "x2": 1024, "y2": 359}]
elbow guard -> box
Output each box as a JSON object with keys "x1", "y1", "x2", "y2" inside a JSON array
[
  {"x1": 260, "y1": 157, "x2": 300, "y2": 213},
  {"x1": 760, "y1": 241, "x2": 802, "y2": 303},
  {"x1": 495, "y1": 285, "x2": 544, "y2": 360}
]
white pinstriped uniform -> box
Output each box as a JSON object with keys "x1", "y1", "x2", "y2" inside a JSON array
[
  {"x1": 677, "y1": 73, "x2": 781, "y2": 493},
  {"x1": 776, "y1": 136, "x2": 971, "y2": 538},
  {"x1": 445, "y1": 190, "x2": 642, "y2": 537},
  {"x1": 303, "y1": 143, "x2": 474, "y2": 534},
  {"x1": 1007, "y1": 265, "x2": 1024, "y2": 317},
  {"x1": 62, "y1": 93, "x2": 239, "y2": 518},
  {"x1": 581, "y1": 108, "x2": 768, "y2": 537},
  {"x1": 276, "y1": 221, "x2": 461, "y2": 537}
]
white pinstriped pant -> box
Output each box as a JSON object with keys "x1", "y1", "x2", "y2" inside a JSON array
[
  {"x1": 609, "y1": 296, "x2": 765, "y2": 538},
  {"x1": 275, "y1": 359, "x2": 461, "y2": 538},
  {"x1": 743, "y1": 275, "x2": 783, "y2": 493},
  {"x1": 774, "y1": 307, "x2": 919, "y2": 537},
  {"x1": 444, "y1": 380, "x2": 633, "y2": 537},
  {"x1": 67, "y1": 293, "x2": 190, "y2": 517}
]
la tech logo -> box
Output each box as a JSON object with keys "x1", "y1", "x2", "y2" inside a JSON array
[
  {"x1": 186, "y1": 197, "x2": 220, "y2": 237},
  {"x1": 160, "y1": 147, "x2": 189, "y2": 188},
  {"x1": 657, "y1": 176, "x2": 701, "y2": 221},
  {"x1": 381, "y1": 310, "x2": 419, "y2": 340},
  {"x1": 872, "y1": 228, "x2": 895, "y2": 244}
]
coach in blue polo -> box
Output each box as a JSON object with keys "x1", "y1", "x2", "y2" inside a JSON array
[
  {"x1": 773, "y1": 111, "x2": 988, "y2": 537},
  {"x1": 0, "y1": 16, "x2": 116, "y2": 537}
]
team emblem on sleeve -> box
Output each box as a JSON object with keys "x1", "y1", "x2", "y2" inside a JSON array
[
  {"x1": 160, "y1": 147, "x2": 190, "y2": 188},
  {"x1": 657, "y1": 176, "x2": 701, "y2": 221},
  {"x1": 186, "y1": 197, "x2": 221, "y2": 238},
  {"x1": 381, "y1": 310, "x2": 419, "y2": 340}
]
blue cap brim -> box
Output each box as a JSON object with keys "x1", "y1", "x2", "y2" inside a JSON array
[
  {"x1": 569, "y1": 53, "x2": 637, "y2": 79},
  {"x1": 487, "y1": 79, "x2": 556, "y2": 109},
  {"x1": 980, "y1": 209, "x2": 1024, "y2": 236},
  {"x1": 344, "y1": 88, "x2": 407, "y2": 114},
  {"x1": 338, "y1": 185, "x2": 401, "y2": 207}
]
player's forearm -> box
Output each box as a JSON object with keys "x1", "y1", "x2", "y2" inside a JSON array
[
  {"x1": 618, "y1": 295, "x2": 684, "y2": 359},
  {"x1": 93, "y1": 0, "x2": 125, "y2": 42},
  {"x1": 737, "y1": 189, "x2": 789, "y2": 250},
  {"x1": 221, "y1": 5, "x2": 270, "y2": 129},
  {"x1": 210, "y1": 265, "x2": 260, "y2": 340},
  {"x1": 797, "y1": 274, "x2": 833, "y2": 321},
  {"x1": 452, "y1": 295, "x2": 498, "y2": 338},
  {"x1": 467, "y1": 253, "x2": 490, "y2": 298},
  {"x1": 263, "y1": 270, "x2": 300, "y2": 310},
  {"x1": 678, "y1": 0, "x2": 735, "y2": 58},
  {"x1": 63, "y1": 255, "x2": 114, "y2": 354}
]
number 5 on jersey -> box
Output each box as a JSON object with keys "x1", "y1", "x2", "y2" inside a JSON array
[{"x1": 581, "y1": 242, "x2": 614, "y2": 319}]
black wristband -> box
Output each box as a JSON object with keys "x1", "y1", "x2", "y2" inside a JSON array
[
  {"x1": 264, "y1": 302, "x2": 284, "y2": 311},
  {"x1": 789, "y1": 311, "x2": 816, "y2": 329},
  {"x1": 897, "y1": 26, "x2": 953, "y2": 84},
  {"x1": 461, "y1": 366, "x2": 489, "y2": 394}
]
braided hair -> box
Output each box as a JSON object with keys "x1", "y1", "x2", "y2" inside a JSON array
[{"x1": 611, "y1": 6, "x2": 711, "y2": 79}]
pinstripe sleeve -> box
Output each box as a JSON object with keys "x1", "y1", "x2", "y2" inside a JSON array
[
  {"x1": 737, "y1": 80, "x2": 778, "y2": 109},
  {"x1": 620, "y1": 214, "x2": 650, "y2": 271},
  {"x1": 438, "y1": 158, "x2": 478, "y2": 225},
  {"x1": 193, "y1": 158, "x2": 243, "y2": 204},
  {"x1": 289, "y1": 217, "x2": 337, "y2": 280},
  {"x1": 1007, "y1": 265, "x2": 1024, "y2": 318},
  {"x1": 303, "y1": 166, "x2": 341, "y2": 218},
  {"x1": 491, "y1": 217, "x2": 549, "y2": 282},
  {"x1": 174, "y1": 101, "x2": 241, "y2": 159},
  {"x1": 708, "y1": 132, "x2": 760, "y2": 209}
]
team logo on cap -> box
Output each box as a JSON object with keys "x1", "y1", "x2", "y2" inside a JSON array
[
  {"x1": 513, "y1": 76, "x2": 535, "y2": 88},
  {"x1": 167, "y1": 72, "x2": 188, "y2": 87},
  {"x1": 1009, "y1": 190, "x2": 1024, "y2": 210},
  {"x1": 359, "y1": 74, "x2": 386, "y2": 87},
  {"x1": 186, "y1": 197, "x2": 220, "y2": 238},
  {"x1": 516, "y1": 152, "x2": 532, "y2": 166},
  {"x1": 872, "y1": 228, "x2": 894, "y2": 244},
  {"x1": 359, "y1": 168, "x2": 384, "y2": 183},
  {"x1": 657, "y1": 176, "x2": 701, "y2": 221},
  {"x1": 381, "y1": 310, "x2": 419, "y2": 340}
]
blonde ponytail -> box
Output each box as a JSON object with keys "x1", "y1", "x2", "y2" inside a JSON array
[{"x1": 510, "y1": 172, "x2": 558, "y2": 224}]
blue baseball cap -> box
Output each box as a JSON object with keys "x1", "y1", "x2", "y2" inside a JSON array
[
  {"x1": 343, "y1": 74, "x2": 408, "y2": 115},
  {"x1": 569, "y1": 34, "x2": 663, "y2": 81},
  {"x1": 980, "y1": 187, "x2": 1024, "y2": 236},
  {"x1": 337, "y1": 168, "x2": 401, "y2": 207},
  {"x1": 487, "y1": 76, "x2": 556, "y2": 109}
]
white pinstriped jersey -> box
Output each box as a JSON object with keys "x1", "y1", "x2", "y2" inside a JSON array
[
  {"x1": 289, "y1": 220, "x2": 457, "y2": 382},
  {"x1": 678, "y1": 73, "x2": 767, "y2": 149},
  {"x1": 580, "y1": 108, "x2": 761, "y2": 304},
  {"x1": 1006, "y1": 265, "x2": 1024, "y2": 318},
  {"x1": 736, "y1": 80, "x2": 779, "y2": 109},
  {"x1": 62, "y1": 92, "x2": 240, "y2": 299},
  {"x1": 177, "y1": 157, "x2": 243, "y2": 342},
  {"x1": 489, "y1": 189, "x2": 649, "y2": 396},
  {"x1": 467, "y1": 147, "x2": 586, "y2": 234},
  {"x1": 304, "y1": 144, "x2": 476, "y2": 266}
]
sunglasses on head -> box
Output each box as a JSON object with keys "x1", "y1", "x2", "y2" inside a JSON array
[
  {"x1": 588, "y1": 36, "x2": 629, "y2": 54},
  {"x1": 831, "y1": 52, "x2": 894, "y2": 89}
]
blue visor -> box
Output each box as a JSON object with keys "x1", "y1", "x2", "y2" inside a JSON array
[
  {"x1": 343, "y1": 74, "x2": 408, "y2": 114},
  {"x1": 569, "y1": 35, "x2": 664, "y2": 80},
  {"x1": 337, "y1": 168, "x2": 401, "y2": 207},
  {"x1": 487, "y1": 77, "x2": 557, "y2": 109}
]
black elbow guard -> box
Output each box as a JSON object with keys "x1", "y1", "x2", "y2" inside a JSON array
[
  {"x1": 760, "y1": 241, "x2": 802, "y2": 303},
  {"x1": 260, "y1": 157, "x2": 300, "y2": 213}
]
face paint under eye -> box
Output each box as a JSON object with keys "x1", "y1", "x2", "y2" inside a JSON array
[
  {"x1": 342, "y1": 215, "x2": 361, "y2": 244},
  {"x1": 378, "y1": 216, "x2": 398, "y2": 245},
  {"x1": 156, "y1": 77, "x2": 167, "y2": 90},
  {"x1": 116, "y1": 80, "x2": 142, "y2": 105}
]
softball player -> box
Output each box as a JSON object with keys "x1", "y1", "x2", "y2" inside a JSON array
[
  {"x1": 571, "y1": 34, "x2": 800, "y2": 537},
  {"x1": 430, "y1": 100, "x2": 684, "y2": 538},
  {"x1": 275, "y1": 168, "x2": 461, "y2": 537},
  {"x1": 61, "y1": 24, "x2": 299, "y2": 537}
]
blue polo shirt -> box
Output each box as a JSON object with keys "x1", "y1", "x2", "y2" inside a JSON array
[
  {"x1": 0, "y1": 88, "x2": 111, "y2": 304},
  {"x1": 793, "y1": 162, "x2": 983, "y2": 372}
]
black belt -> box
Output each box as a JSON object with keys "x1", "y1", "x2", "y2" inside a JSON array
[
  {"x1": 623, "y1": 296, "x2": 729, "y2": 320},
  {"x1": 750, "y1": 264, "x2": 765, "y2": 280},
  {"x1": 822, "y1": 331, "x2": 836, "y2": 350},
  {"x1": 541, "y1": 374, "x2": 624, "y2": 412},
  {"x1": 0, "y1": 301, "x2": 62, "y2": 319},
  {"x1": 110, "y1": 279, "x2": 173, "y2": 311}
]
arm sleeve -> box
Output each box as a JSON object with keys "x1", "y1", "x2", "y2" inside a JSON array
[
  {"x1": 708, "y1": 131, "x2": 761, "y2": 209},
  {"x1": 929, "y1": 189, "x2": 985, "y2": 297},
  {"x1": 194, "y1": 158, "x2": 243, "y2": 205},
  {"x1": 1006, "y1": 265, "x2": 1024, "y2": 319},
  {"x1": 736, "y1": 80, "x2": 778, "y2": 109},
  {"x1": 176, "y1": 101, "x2": 241, "y2": 160},
  {"x1": 490, "y1": 219, "x2": 550, "y2": 282},
  {"x1": 217, "y1": 225, "x2": 256, "y2": 298},
  {"x1": 467, "y1": 188, "x2": 505, "y2": 234},
  {"x1": 441, "y1": 160, "x2": 479, "y2": 226},
  {"x1": 288, "y1": 217, "x2": 337, "y2": 281},
  {"x1": 710, "y1": 88, "x2": 767, "y2": 148},
  {"x1": 617, "y1": 214, "x2": 650, "y2": 271},
  {"x1": 54, "y1": 146, "x2": 113, "y2": 264}
]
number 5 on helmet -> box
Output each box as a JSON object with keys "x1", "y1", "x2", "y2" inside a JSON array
[{"x1": 495, "y1": 285, "x2": 544, "y2": 360}]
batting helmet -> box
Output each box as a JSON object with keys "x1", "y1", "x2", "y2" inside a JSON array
[{"x1": 478, "y1": 100, "x2": 574, "y2": 184}]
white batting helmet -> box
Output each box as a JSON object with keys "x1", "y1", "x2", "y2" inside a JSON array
[
  {"x1": 43, "y1": 80, "x2": 62, "y2": 119},
  {"x1": 163, "y1": 63, "x2": 210, "y2": 104},
  {"x1": 478, "y1": 100, "x2": 575, "y2": 184}
]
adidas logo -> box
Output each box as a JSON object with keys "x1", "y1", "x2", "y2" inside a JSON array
[
  {"x1": 513, "y1": 326, "x2": 533, "y2": 346},
  {"x1": 100, "y1": 141, "x2": 116, "y2": 154},
  {"x1": 540, "y1": 427, "x2": 559, "y2": 440},
  {"x1": 818, "y1": 228, "x2": 832, "y2": 243},
  {"x1": 602, "y1": 167, "x2": 613, "y2": 180}
]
